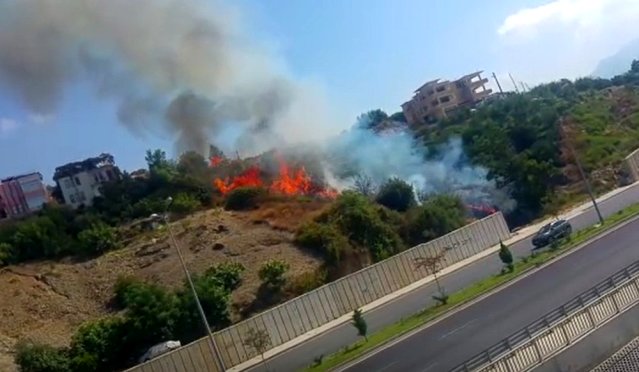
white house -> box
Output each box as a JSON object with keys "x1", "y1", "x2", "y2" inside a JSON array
[{"x1": 53, "y1": 153, "x2": 120, "y2": 209}]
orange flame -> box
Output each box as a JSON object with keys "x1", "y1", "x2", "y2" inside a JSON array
[
  {"x1": 209, "y1": 156, "x2": 224, "y2": 167},
  {"x1": 270, "y1": 160, "x2": 312, "y2": 195},
  {"x1": 212, "y1": 156, "x2": 339, "y2": 199},
  {"x1": 214, "y1": 166, "x2": 263, "y2": 195}
]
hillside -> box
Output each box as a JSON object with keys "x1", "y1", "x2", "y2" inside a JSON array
[
  {"x1": 593, "y1": 38, "x2": 639, "y2": 78},
  {"x1": 0, "y1": 204, "x2": 326, "y2": 371}
]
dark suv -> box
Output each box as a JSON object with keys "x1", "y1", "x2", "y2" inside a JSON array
[{"x1": 532, "y1": 219, "x2": 572, "y2": 248}]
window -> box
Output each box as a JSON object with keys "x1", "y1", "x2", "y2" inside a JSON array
[
  {"x1": 436, "y1": 86, "x2": 446, "y2": 92},
  {"x1": 69, "y1": 194, "x2": 76, "y2": 203},
  {"x1": 64, "y1": 179, "x2": 73, "y2": 188},
  {"x1": 74, "y1": 176, "x2": 81, "y2": 186},
  {"x1": 440, "y1": 96, "x2": 451, "y2": 103},
  {"x1": 77, "y1": 192, "x2": 86, "y2": 202},
  {"x1": 431, "y1": 100, "x2": 438, "y2": 106},
  {"x1": 106, "y1": 170, "x2": 114, "y2": 181}
]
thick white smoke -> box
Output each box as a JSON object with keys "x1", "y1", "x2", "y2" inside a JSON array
[
  {"x1": 325, "y1": 120, "x2": 516, "y2": 212},
  {"x1": 0, "y1": 0, "x2": 335, "y2": 155}
]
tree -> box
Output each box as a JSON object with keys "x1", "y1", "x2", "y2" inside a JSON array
[
  {"x1": 351, "y1": 173, "x2": 376, "y2": 196},
  {"x1": 389, "y1": 111, "x2": 407, "y2": 122},
  {"x1": 632, "y1": 59, "x2": 639, "y2": 74},
  {"x1": 403, "y1": 194, "x2": 466, "y2": 246},
  {"x1": 498, "y1": 241, "x2": 514, "y2": 273},
  {"x1": 351, "y1": 308, "x2": 368, "y2": 341},
  {"x1": 204, "y1": 262, "x2": 246, "y2": 292},
  {"x1": 356, "y1": 109, "x2": 388, "y2": 130},
  {"x1": 243, "y1": 328, "x2": 272, "y2": 370},
  {"x1": 175, "y1": 274, "x2": 231, "y2": 342},
  {"x1": 414, "y1": 249, "x2": 448, "y2": 305},
  {"x1": 77, "y1": 223, "x2": 118, "y2": 256},
  {"x1": 375, "y1": 177, "x2": 416, "y2": 212},
  {"x1": 258, "y1": 260, "x2": 290, "y2": 291}
]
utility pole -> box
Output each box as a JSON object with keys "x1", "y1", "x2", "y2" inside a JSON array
[
  {"x1": 164, "y1": 198, "x2": 227, "y2": 371},
  {"x1": 509, "y1": 73, "x2": 520, "y2": 93},
  {"x1": 519, "y1": 82, "x2": 527, "y2": 93},
  {"x1": 492, "y1": 72, "x2": 504, "y2": 94},
  {"x1": 560, "y1": 120, "x2": 604, "y2": 225}
]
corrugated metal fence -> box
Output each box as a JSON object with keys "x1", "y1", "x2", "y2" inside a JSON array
[
  {"x1": 127, "y1": 212, "x2": 510, "y2": 372},
  {"x1": 451, "y1": 260, "x2": 639, "y2": 372}
]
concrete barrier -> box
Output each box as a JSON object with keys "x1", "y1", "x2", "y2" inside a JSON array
[
  {"x1": 453, "y1": 261, "x2": 639, "y2": 372},
  {"x1": 623, "y1": 148, "x2": 639, "y2": 183},
  {"x1": 126, "y1": 212, "x2": 510, "y2": 371}
]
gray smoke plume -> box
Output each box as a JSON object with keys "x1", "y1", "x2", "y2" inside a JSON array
[
  {"x1": 0, "y1": 0, "x2": 324, "y2": 155},
  {"x1": 325, "y1": 119, "x2": 516, "y2": 212}
]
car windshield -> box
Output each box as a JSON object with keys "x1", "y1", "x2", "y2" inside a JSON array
[{"x1": 539, "y1": 224, "x2": 552, "y2": 233}]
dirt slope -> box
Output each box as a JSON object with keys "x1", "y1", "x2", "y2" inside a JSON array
[{"x1": 0, "y1": 204, "x2": 324, "y2": 371}]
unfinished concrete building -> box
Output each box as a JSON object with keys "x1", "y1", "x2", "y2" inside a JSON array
[{"x1": 401, "y1": 71, "x2": 492, "y2": 125}]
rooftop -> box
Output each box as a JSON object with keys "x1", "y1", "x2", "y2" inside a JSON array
[
  {"x1": 1, "y1": 172, "x2": 43, "y2": 183},
  {"x1": 53, "y1": 153, "x2": 115, "y2": 181}
]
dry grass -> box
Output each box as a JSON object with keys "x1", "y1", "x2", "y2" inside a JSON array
[{"x1": 0, "y1": 201, "x2": 327, "y2": 371}]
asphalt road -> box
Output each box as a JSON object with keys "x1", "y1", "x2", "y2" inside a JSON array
[{"x1": 246, "y1": 184, "x2": 639, "y2": 372}]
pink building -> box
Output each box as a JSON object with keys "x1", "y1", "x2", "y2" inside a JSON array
[{"x1": 0, "y1": 172, "x2": 48, "y2": 220}]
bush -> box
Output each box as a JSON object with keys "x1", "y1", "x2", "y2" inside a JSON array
[
  {"x1": 375, "y1": 177, "x2": 416, "y2": 212},
  {"x1": 127, "y1": 198, "x2": 167, "y2": 220},
  {"x1": 170, "y1": 193, "x2": 201, "y2": 214},
  {"x1": 204, "y1": 262, "x2": 246, "y2": 291},
  {"x1": 403, "y1": 194, "x2": 466, "y2": 246},
  {"x1": 224, "y1": 187, "x2": 264, "y2": 211},
  {"x1": 286, "y1": 269, "x2": 328, "y2": 296},
  {"x1": 77, "y1": 223, "x2": 118, "y2": 256},
  {"x1": 295, "y1": 222, "x2": 350, "y2": 264},
  {"x1": 321, "y1": 191, "x2": 403, "y2": 261},
  {"x1": 175, "y1": 274, "x2": 231, "y2": 341},
  {"x1": 15, "y1": 341, "x2": 70, "y2": 372},
  {"x1": 0, "y1": 242, "x2": 15, "y2": 266},
  {"x1": 69, "y1": 317, "x2": 128, "y2": 371},
  {"x1": 258, "y1": 260, "x2": 290, "y2": 290}
]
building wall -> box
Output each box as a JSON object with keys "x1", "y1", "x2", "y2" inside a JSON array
[
  {"x1": 58, "y1": 166, "x2": 117, "y2": 208},
  {"x1": 0, "y1": 173, "x2": 46, "y2": 219},
  {"x1": 402, "y1": 72, "x2": 492, "y2": 126},
  {"x1": 125, "y1": 212, "x2": 511, "y2": 371}
]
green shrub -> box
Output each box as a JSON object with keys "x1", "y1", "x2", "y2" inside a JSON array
[
  {"x1": 204, "y1": 262, "x2": 246, "y2": 291},
  {"x1": 375, "y1": 177, "x2": 416, "y2": 212},
  {"x1": 170, "y1": 193, "x2": 201, "y2": 214},
  {"x1": 0, "y1": 242, "x2": 15, "y2": 266},
  {"x1": 403, "y1": 194, "x2": 466, "y2": 246},
  {"x1": 295, "y1": 222, "x2": 350, "y2": 264},
  {"x1": 259, "y1": 260, "x2": 290, "y2": 290},
  {"x1": 224, "y1": 187, "x2": 264, "y2": 211},
  {"x1": 77, "y1": 223, "x2": 118, "y2": 256},
  {"x1": 69, "y1": 317, "x2": 128, "y2": 371},
  {"x1": 321, "y1": 191, "x2": 403, "y2": 261},
  {"x1": 15, "y1": 341, "x2": 71, "y2": 372},
  {"x1": 286, "y1": 269, "x2": 328, "y2": 295},
  {"x1": 175, "y1": 274, "x2": 231, "y2": 340}
]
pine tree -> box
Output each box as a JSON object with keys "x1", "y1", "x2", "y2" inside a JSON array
[
  {"x1": 352, "y1": 308, "x2": 368, "y2": 341},
  {"x1": 498, "y1": 241, "x2": 514, "y2": 273}
]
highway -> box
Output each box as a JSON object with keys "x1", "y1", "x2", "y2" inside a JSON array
[{"x1": 245, "y1": 184, "x2": 639, "y2": 372}]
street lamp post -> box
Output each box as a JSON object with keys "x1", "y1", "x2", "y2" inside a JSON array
[
  {"x1": 163, "y1": 197, "x2": 226, "y2": 371},
  {"x1": 560, "y1": 120, "x2": 604, "y2": 225}
]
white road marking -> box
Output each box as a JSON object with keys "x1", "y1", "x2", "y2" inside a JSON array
[
  {"x1": 377, "y1": 361, "x2": 398, "y2": 372},
  {"x1": 422, "y1": 362, "x2": 439, "y2": 372},
  {"x1": 439, "y1": 319, "x2": 478, "y2": 339}
]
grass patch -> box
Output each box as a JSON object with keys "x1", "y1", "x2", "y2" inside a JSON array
[{"x1": 305, "y1": 203, "x2": 639, "y2": 371}]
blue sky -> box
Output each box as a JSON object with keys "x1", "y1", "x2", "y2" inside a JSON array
[{"x1": 1, "y1": 0, "x2": 638, "y2": 184}]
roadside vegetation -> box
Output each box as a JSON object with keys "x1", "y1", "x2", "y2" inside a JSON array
[{"x1": 305, "y1": 202, "x2": 639, "y2": 371}]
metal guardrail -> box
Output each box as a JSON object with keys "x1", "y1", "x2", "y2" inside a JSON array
[{"x1": 450, "y1": 260, "x2": 639, "y2": 372}]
